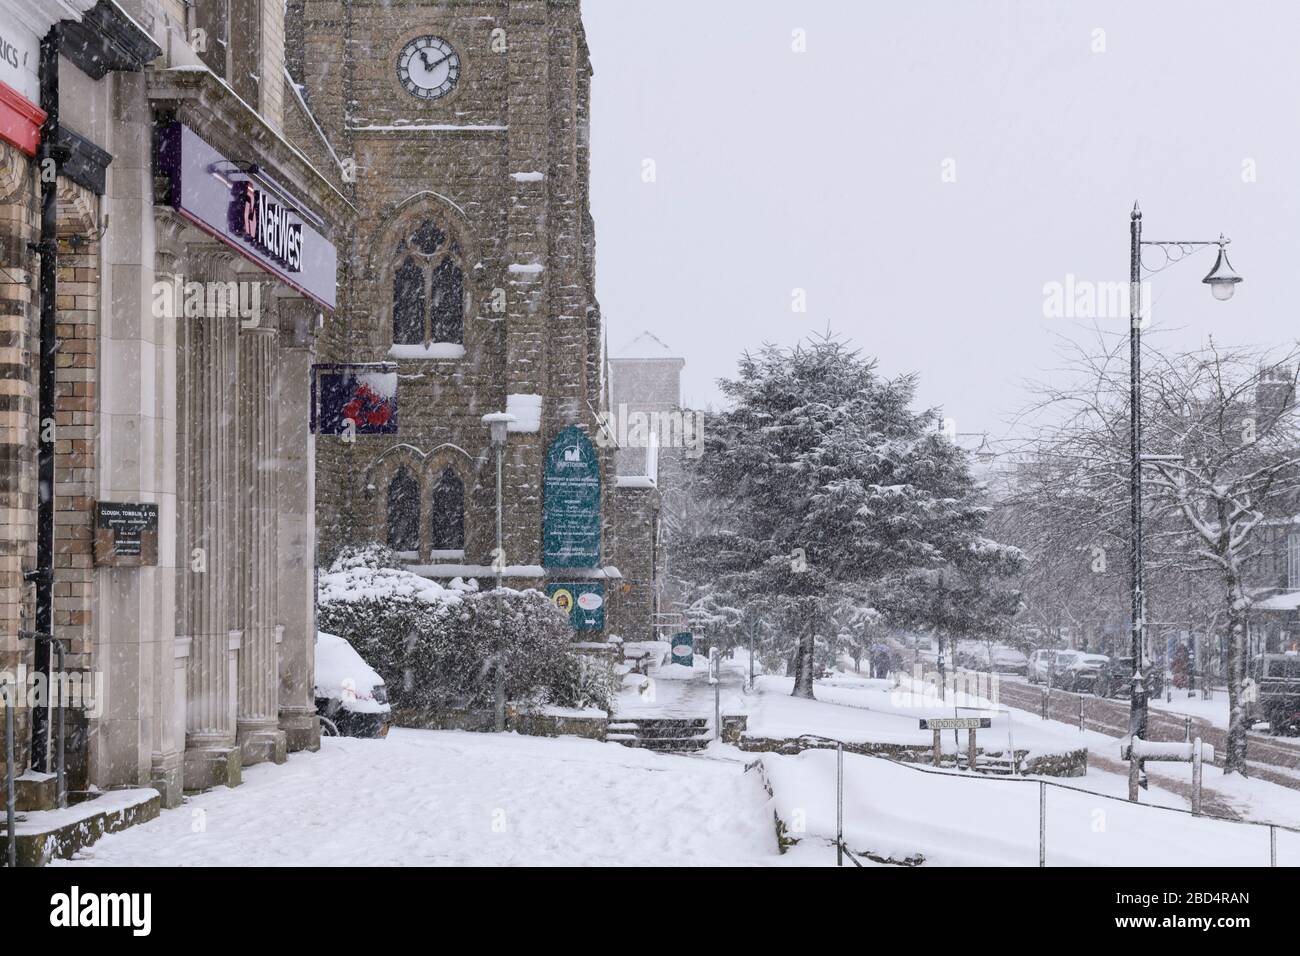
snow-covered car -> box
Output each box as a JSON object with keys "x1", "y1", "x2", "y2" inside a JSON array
[
  {"x1": 1093, "y1": 656, "x2": 1163, "y2": 700},
  {"x1": 1026, "y1": 649, "x2": 1081, "y2": 686},
  {"x1": 986, "y1": 645, "x2": 1028, "y2": 675},
  {"x1": 1057, "y1": 653, "x2": 1108, "y2": 692},
  {"x1": 1247, "y1": 654, "x2": 1300, "y2": 736},
  {"x1": 314, "y1": 632, "x2": 392, "y2": 738},
  {"x1": 956, "y1": 643, "x2": 1028, "y2": 675}
]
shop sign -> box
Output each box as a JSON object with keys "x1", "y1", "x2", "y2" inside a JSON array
[{"x1": 156, "y1": 122, "x2": 337, "y2": 309}]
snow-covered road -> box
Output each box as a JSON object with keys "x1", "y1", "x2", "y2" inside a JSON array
[{"x1": 57, "y1": 729, "x2": 780, "y2": 867}]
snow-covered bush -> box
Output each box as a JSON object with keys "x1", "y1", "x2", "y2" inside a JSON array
[
  {"x1": 545, "y1": 650, "x2": 621, "y2": 711},
  {"x1": 317, "y1": 546, "x2": 613, "y2": 713}
]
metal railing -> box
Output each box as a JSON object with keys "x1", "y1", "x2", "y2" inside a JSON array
[{"x1": 809, "y1": 738, "x2": 1300, "y2": 867}]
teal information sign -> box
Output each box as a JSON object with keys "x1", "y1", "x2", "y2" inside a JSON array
[
  {"x1": 542, "y1": 425, "x2": 601, "y2": 568},
  {"x1": 547, "y1": 582, "x2": 605, "y2": 632},
  {"x1": 671, "y1": 632, "x2": 694, "y2": 667}
]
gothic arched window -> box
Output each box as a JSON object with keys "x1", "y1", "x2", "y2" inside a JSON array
[
  {"x1": 429, "y1": 468, "x2": 465, "y2": 552},
  {"x1": 387, "y1": 467, "x2": 421, "y2": 554},
  {"x1": 391, "y1": 219, "x2": 464, "y2": 347}
]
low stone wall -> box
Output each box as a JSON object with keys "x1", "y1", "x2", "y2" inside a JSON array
[
  {"x1": 738, "y1": 732, "x2": 1087, "y2": 778},
  {"x1": 392, "y1": 707, "x2": 608, "y2": 741},
  {"x1": 6, "y1": 789, "x2": 160, "y2": 867}
]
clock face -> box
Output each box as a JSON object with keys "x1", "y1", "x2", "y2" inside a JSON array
[{"x1": 397, "y1": 36, "x2": 461, "y2": 100}]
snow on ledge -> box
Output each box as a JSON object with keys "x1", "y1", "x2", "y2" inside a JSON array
[
  {"x1": 409, "y1": 564, "x2": 623, "y2": 580},
  {"x1": 508, "y1": 263, "x2": 545, "y2": 274},
  {"x1": 388, "y1": 343, "x2": 466, "y2": 360},
  {"x1": 615, "y1": 475, "x2": 657, "y2": 489},
  {"x1": 511, "y1": 171, "x2": 545, "y2": 182}
]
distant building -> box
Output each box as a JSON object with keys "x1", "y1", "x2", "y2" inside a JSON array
[{"x1": 608, "y1": 331, "x2": 686, "y2": 476}]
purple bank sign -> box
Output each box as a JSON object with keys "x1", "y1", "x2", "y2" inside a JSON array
[{"x1": 156, "y1": 122, "x2": 337, "y2": 310}]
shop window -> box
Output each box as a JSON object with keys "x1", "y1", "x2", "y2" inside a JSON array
[
  {"x1": 391, "y1": 219, "x2": 464, "y2": 347},
  {"x1": 430, "y1": 468, "x2": 465, "y2": 551},
  {"x1": 387, "y1": 467, "x2": 421, "y2": 555}
]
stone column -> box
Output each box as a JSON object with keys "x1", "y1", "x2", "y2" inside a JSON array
[
  {"x1": 236, "y1": 287, "x2": 286, "y2": 764},
  {"x1": 275, "y1": 297, "x2": 319, "y2": 752},
  {"x1": 178, "y1": 247, "x2": 242, "y2": 790},
  {"x1": 144, "y1": 214, "x2": 187, "y2": 804}
]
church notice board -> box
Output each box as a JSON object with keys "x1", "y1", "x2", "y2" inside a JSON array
[{"x1": 93, "y1": 501, "x2": 159, "y2": 567}]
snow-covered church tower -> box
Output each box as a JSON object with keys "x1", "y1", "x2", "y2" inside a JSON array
[{"x1": 294, "y1": 0, "x2": 647, "y2": 639}]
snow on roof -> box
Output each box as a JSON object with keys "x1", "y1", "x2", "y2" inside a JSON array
[
  {"x1": 1253, "y1": 590, "x2": 1300, "y2": 611},
  {"x1": 613, "y1": 331, "x2": 680, "y2": 361}
]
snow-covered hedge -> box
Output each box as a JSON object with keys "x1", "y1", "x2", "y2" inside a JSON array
[{"x1": 317, "y1": 545, "x2": 615, "y2": 713}]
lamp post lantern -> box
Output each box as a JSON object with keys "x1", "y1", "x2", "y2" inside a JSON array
[
  {"x1": 482, "y1": 412, "x2": 515, "y2": 732},
  {"x1": 1127, "y1": 203, "x2": 1241, "y2": 800}
]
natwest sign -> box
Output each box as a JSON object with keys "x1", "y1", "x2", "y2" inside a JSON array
[
  {"x1": 156, "y1": 122, "x2": 336, "y2": 310},
  {"x1": 232, "y1": 182, "x2": 304, "y2": 272}
]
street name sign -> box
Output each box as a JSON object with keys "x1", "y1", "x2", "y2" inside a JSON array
[{"x1": 919, "y1": 717, "x2": 991, "y2": 731}]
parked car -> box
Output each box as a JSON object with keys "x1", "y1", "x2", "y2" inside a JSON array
[
  {"x1": 953, "y1": 643, "x2": 1028, "y2": 675},
  {"x1": 1057, "y1": 653, "x2": 1109, "y2": 693},
  {"x1": 1093, "y1": 656, "x2": 1163, "y2": 700},
  {"x1": 1026, "y1": 649, "x2": 1082, "y2": 685},
  {"x1": 1247, "y1": 653, "x2": 1300, "y2": 736},
  {"x1": 314, "y1": 632, "x2": 392, "y2": 738}
]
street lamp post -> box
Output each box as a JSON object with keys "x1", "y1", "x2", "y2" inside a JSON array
[
  {"x1": 1126, "y1": 202, "x2": 1241, "y2": 800},
  {"x1": 483, "y1": 412, "x2": 515, "y2": 732}
]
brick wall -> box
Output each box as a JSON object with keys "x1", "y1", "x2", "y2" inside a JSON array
[{"x1": 53, "y1": 182, "x2": 100, "y2": 673}]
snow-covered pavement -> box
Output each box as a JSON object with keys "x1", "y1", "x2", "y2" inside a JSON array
[{"x1": 57, "y1": 729, "x2": 780, "y2": 867}]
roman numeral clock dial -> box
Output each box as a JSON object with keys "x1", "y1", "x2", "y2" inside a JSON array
[{"x1": 397, "y1": 36, "x2": 461, "y2": 100}]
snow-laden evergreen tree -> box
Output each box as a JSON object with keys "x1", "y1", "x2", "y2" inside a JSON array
[{"x1": 674, "y1": 334, "x2": 1023, "y2": 698}]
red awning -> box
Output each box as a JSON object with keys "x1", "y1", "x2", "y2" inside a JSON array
[{"x1": 0, "y1": 78, "x2": 46, "y2": 157}]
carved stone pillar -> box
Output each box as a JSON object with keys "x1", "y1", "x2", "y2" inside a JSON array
[
  {"x1": 236, "y1": 283, "x2": 286, "y2": 764},
  {"x1": 178, "y1": 246, "x2": 242, "y2": 790},
  {"x1": 275, "y1": 296, "x2": 320, "y2": 752}
]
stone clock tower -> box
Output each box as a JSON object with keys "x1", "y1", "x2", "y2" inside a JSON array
[{"x1": 292, "y1": 0, "x2": 654, "y2": 637}]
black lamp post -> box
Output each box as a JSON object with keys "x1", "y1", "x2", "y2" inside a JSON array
[{"x1": 1127, "y1": 202, "x2": 1241, "y2": 799}]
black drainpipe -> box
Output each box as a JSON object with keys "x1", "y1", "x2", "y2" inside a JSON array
[{"x1": 28, "y1": 26, "x2": 62, "y2": 773}]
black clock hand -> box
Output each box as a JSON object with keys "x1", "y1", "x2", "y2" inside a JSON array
[
  {"x1": 417, "y1": 48, "x2": 433, "y2": 69},
  {"x1": 422, "y1": 52, "x2": 453, "y2": 73}
]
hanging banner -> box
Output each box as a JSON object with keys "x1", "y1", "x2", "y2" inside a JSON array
[
  {"x1": 311, "y1": 363, "x2": 399, "y2": 435},
  {"x1": 547, "y1": 582, "x2": 604, "y2": 631},
  {"x1": 542, "y1": 425, "x2": 601, "y2": 568}
]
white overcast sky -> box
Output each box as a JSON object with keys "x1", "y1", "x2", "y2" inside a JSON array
[{"x1": 584, "y1": 0, "x2": 1300, "y2": 437}]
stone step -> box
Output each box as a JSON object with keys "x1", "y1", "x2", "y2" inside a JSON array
[{"x1": 614, "y1": 736, "x2": 712, "y2": 752}]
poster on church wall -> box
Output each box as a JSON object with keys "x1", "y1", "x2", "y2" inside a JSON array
[
  {"x1": 542, "y1": 425, "x2": 601, "y2": 568},
  {"x1": 311, "y1": 364, "x2": 399, "y2": 435},
  {"x1": 547, "y1": 582, "x2": 605, "y2": 632}
]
